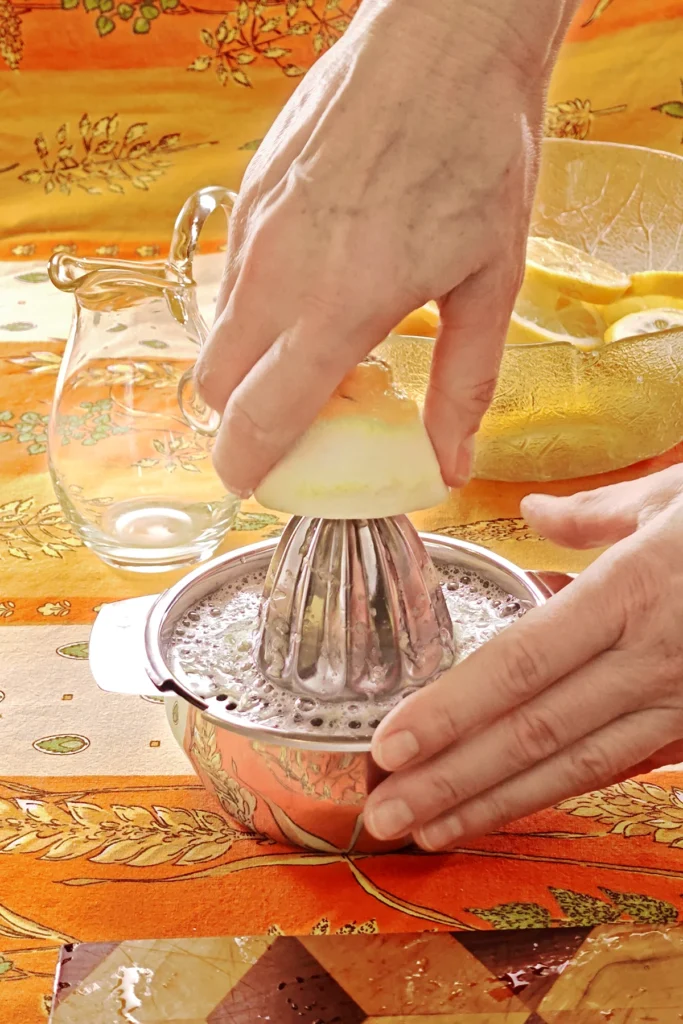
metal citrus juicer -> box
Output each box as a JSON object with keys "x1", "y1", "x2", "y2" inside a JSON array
[
  {"x1": 173, "y1": 189, "x2": 457, "y2": 706},
  {"x1": 82, "y1": 185, "x2": 572, "y2": 853}
]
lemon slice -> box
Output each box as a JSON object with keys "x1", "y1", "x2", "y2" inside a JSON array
[
  {"x1": 525, "y1": 236, "x2": 631, "y2": 305},
  {"x1": 393, "y1": 300, "x2": 440, "y2": 338},
  {"x1": 629, "y1": 271, "x2": 683, "y2": 298},
  {"x1": 422, "y1": 300, "x2": 440, "y2": 326},
  {"x1": 604, "y1": 308, "x2": 683, "y2": 344},
  {"x1": 507, "y1": 280, "x2": 606, "y2": 349},
  {"x1": 600, "y1": 294, "x2": 683, "y2": 326}
]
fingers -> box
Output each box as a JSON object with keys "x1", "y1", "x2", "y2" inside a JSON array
[
  {"x1": 521, "y1": 466, "x2": 683, "y2": 550},
  {"x1": 410, "y1": 707, "x2": 677, "y2": 850},
  {"x1": 365, "y1": 645, "x2": 637, "y2": 841},
  {"x1": 371, "y1": 561, "x2": 626, "y2": 774},
  {"x1": 208, "y1": 316, "x2": 383, "y2": 496},
  {"x1": 424, "y1": 255, "x2": 524, "y2": 487},
  {"x1": 195, "y1": 264, "x2": 281, "y2": 418}
]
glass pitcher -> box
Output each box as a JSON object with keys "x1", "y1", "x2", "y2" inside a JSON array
[{"x1": 47, "y1": 187, "x2": 237, "y2": 573}]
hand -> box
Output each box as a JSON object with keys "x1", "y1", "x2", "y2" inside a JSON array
[
  {"x1": 364, "y1": 465, "x2": 683, "y2": 850},
  {"x1": 196, "y1": 0, "x2": 573, "y2": 497}
]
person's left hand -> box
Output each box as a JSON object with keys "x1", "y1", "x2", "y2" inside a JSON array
[{"x1": 364, "y1": 465, "x2": 683, "y2": 850}]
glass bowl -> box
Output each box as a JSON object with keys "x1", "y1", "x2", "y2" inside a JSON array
[{"x1": 379, "y1": 139, "x2": 683, "y2": 482}]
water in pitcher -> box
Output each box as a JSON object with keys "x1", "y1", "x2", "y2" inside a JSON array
[{"x1": 49, "y1": 357, "x2": 239, "y2": 572}]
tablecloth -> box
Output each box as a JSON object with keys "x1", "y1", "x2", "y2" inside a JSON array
[
  {"x1": 4, "y1": 1, "x2": 683, "y2": 1021},
  {"x1": 2, "y1": 262, "x2": 683, "y2": 1023}
]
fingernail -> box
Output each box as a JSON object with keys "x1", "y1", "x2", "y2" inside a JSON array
[
  {"x1": 416, "y1": 816, "x2": 463, "y2": 852},
  {"x1": 227, "y1": 485, "x2": 252, "y2": 500},
  {"x1": 365, "y1": 798, "x2": 415, "y2": 840},
  {"x1": 451, "y1": 436, "x2": 475, "y2": 488},
  {"x1": 374, "y1": 730, "x2": 420, "y2": 771}
]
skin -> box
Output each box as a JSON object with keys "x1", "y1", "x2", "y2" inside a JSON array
[
  {"x1": 365, "y1": 467, "x2": 683, "y2": 848},
  {"x1": 196, "y1": 0, "x2": 577, "y2": 494}
]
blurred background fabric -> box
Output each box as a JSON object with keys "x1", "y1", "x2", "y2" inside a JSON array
[{"x1": 2, "y1": 0, "x2": 683, "y2": 260}]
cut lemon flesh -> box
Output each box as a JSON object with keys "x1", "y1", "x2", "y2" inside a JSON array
[
  {"x1": 393, "y1": 300, "x2": 440, "y2": 339},
  {"x1": 422, "y1": 300, "x2": 440, "y2": 326},
  {"x1": 525, "y1": 236, "x2": 630, "y2": 305},
  {"x1": 255, "y1": 358, "x2": 448, "y2": 519},
  {"x1": 600, "y1": 293, "x2": 683, "y2": 326},
  {"x1": 629, "y1": 270, "x2": 683, "y2": 298},
  {"x1": 604, "y1": 308, "x2": 683, "y2": 344},
  {"x1": 507, "y1": 279, "x2": 606, "y2": 349}
]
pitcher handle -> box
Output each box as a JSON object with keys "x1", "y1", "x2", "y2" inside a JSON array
[{"x1": 173, "y1": 186, "x2": 237, "y2": 436}]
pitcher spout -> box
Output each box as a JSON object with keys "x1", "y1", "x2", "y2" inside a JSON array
[{"x1": 48, "y1": 252, "x2": 167, "y2": 293}]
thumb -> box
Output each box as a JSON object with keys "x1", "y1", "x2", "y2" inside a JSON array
[{"x1": 521, "y1": 469, "x2": 683, "y2": 550}]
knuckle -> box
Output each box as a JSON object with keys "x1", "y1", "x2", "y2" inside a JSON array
[
  {"x1": 222, "y1": 394, "x2": 276, "y2": 452},
  {"x1": 194, "y1": 359, "x2": 219, "y2": 405},
  {"x1": 427, "y1": 767, "x2": 465, "y2": 812},
  {"x1": 645, "y1": 632, "x2": 683, "y2": 697},
  {"x1": 492, "y1": 632, "x2": 550, "y2": 702},
  {"x1": 611, "y1": 547, "x2": 662, "y2": 627},
  {"x1": 566, "y1": 742, "x2": 616, "y2": 794},
  {"x1": 458, "y1": 789, "x2": 510, "y2": 836},
  {"x1": 553, "y1": 491, "x2": 597, "y2": 548},
  {"x1": 508, "y1": 703, "x2": 566, "y2": 764},
  {"x1": 430, "y1": 690, "x2": 465, "y2": 748},
  {"x1": 462, "y1": 376, "x2": 498, "y2": 417}
]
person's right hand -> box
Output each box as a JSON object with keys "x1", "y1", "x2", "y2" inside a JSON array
[{"x1": 196, "y1": 0, "x2": 577, "y2": 498}]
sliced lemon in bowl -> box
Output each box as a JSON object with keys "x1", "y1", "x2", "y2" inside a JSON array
[
  {"x1": 600, "y1": 293, "x2": 683, "y2": 326},
  {"x1": 629, "y1": 271, "x2": 683, "y2": 298},
  {"x1": 393, "y1": 300, "x2": 440, "y2": 338},
  {"x1": 604, "y1": 307, "x2": 683, "y2": 344},
  {"x1": 422, "y1": 299, "x2": 440, "y2": 327},
  {"x1": 507, "y1": 279, "x2": 606, "y2": 349},
  {"x1": 525, "y1": 236, "x2": 631, "y2": 305}
]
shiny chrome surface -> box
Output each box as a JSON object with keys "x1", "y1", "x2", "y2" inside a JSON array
[
  {"x1": 255, "y1": 515, "x2": 455, "y2": 701},
  {"x1": 94, "y1": 540, "x2": 571, "y2": 851},
  {"x1": 143, "y1": 530, "x2": 552, "y2": 750}
]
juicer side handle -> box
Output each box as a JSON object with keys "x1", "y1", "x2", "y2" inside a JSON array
[
  {"x1": 89, "y1": 597, "x2": 161, "y2": 697},
  {"x1": 528, "y1": 570, "x2": 577, "y2": 598}
]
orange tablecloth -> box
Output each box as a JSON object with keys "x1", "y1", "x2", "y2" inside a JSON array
[
  {"x1": 3, "y1": 2, "x2": 683, "y2": 1021},
  {"x1": 2, "y1": 267, "x2": 683, "y2": 1022}
]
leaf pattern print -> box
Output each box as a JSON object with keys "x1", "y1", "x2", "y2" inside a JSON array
[
  {"x1": 0, "y1": 0, "x2": 22, "y2": 69},
  {"x1": 0, "y1": 499, "x2": 82, "y2": 561},
  {"x1": 189, "y1": 0, "x2": 360, "y2": 88},
  {"x1": 469, "y1": 885, "x2": 679, "y2": 929},
  {"x1": 558, "y1": 779, "x2": 683, "y2": 847},
  {"x1": 17, "y1": 115, "x2": 218, "y2": 196},
  {"x1": 0, "y1": 410, "x2": 49, "y2": 455},
  {"x1": 0, "y1": 797, "x2": 255, "y2": 866},
  {"x1": 582, "y1": 0, "x2": 616, "y2": 27},
  {"x1": 189, "y1": 718, "x2": 258, "y2": 832},
  {"x1": 653, "y1": 80, "x2": 683, "y2": 142},
  {"x1": 544, "y1": 98, "x2": 626, "y2": 140}
]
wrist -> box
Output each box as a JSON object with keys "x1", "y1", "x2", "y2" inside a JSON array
[{"x1": 363, "y1": 0, "x2": 580, "y2": 89}]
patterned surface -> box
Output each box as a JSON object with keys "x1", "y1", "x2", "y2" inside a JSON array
[
  {"x1": 50, "y1": 925, "x2": 683, "y2": 1022},
  {"x1": 4, "y1": 2, "x2": 683, "y2": 1023},
  {"x1": 3, "y1": 0, "x2": 683, "y2": 262}
]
